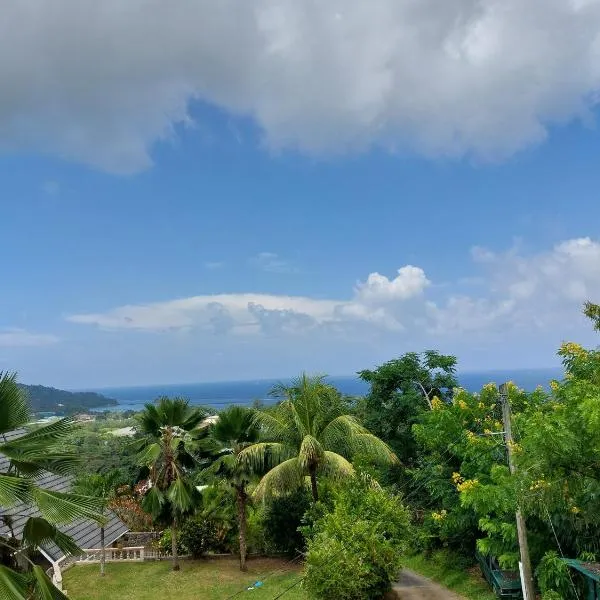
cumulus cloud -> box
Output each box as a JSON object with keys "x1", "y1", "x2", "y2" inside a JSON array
[
  {"x1": 3, "y1": 1, "x2": 600, "y2": 171},
  {"x1": 0, "y1": 329, "x2": 60, "y2": 347},
  {"x1": 67, "y1": 238, "x2": 600, "y2": 340}
]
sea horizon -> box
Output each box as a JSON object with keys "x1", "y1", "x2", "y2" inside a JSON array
[{"x1": 80, "y1": 366, "x2": 564, "y2": 413}]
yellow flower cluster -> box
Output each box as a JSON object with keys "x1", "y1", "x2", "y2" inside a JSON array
[
  {"x1": 457, "y1": 479, "x2": 479, "y2": 493},
  {"x1": 507, "y1": 440, "x2": 522, "y2": 453},
  {"x1": 478, "y1": 402, "x2": 485, "y2": 409},
  {"x1": 452, "y1": 472, "x2": 463, "y2": 485},
  {"x1": 465, "y1": 431, "x2": 477, "y2": 443},
  {"x1": 560, "y1": 342, "x2": 586, "y2": 357},
  {"x1": 431, "y1": 396, "x2": 444, "y2": 410},
  {"x1": 457, "y1": 400, "x2": 468, "y2": 410},
  {"x1": 529, "y1": 479, "x2": 549, "y2": 491},
  {"x1": 550, "y1": 380, "x2": 560, "y2": 392},
  {"x1": 570, "y1": 506, "x2": 581, "y2": 515},
  {"x1": 432, "y1": 509, "x2": 447, "y2": 522}
]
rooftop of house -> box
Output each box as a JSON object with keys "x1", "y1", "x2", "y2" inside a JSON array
[{"x1": 0, "y1": 428, "x2": 129, "y2": 563}]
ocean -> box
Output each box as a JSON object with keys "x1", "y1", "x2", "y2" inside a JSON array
[{"x1": 89, "y1": 367, "x2": 563, "y2": 412}]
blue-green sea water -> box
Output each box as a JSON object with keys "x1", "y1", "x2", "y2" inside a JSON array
[{"x1": 87, "y1": 368, "x2": 563, "y2": 412}]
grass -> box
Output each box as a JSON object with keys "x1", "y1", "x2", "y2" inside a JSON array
[
  {"x1": 403, "y1": 550, "x2": 497, "y2": 600},
  {"x1": 63, "y1": 557, "x2": 308, "y2": 600}
]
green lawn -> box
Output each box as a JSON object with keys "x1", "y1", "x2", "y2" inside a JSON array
[
  {"x1": 63, "y1": 557, "x2": 307, "y2": 600},
  {"x1": 403, "y1": 551, "x2": 497, "y2": 600}
]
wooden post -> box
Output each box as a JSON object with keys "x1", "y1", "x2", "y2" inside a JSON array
[{"x1": 500, "y1": 383, "x2": 535, "y2": 600}]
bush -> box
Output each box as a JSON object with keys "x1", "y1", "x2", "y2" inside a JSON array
[
  {"x1": 155, "y1": 528, "x2": 185, "y2": 556},
  {"x1": 179, "y1": 517, "x2": 221, "y2": 558},
  {"x1": 304, "y1": 474, "x2": 410, "y2": 600},
  {"x1": 262, "y1": 488, "x2": 311, "y2": 556}
]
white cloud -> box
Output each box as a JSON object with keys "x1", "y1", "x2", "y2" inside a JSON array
[
  {"x1": 355, "y1": 266, "x2": 430, "y2": 304},
  {"x1": 67, "y1": 238, "x2": 600, "y2": 343},
  {"x1": 3, "y1": 1, "x2": 600, "y2": 172},
  {"x1": 0, "y1": 329, "x2": 60, "y2": 347},
  {"x1": 249, "y1": 252, "x2": 295, "y2": 273}
]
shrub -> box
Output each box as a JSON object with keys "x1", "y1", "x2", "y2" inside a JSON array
[
  {"x1": 179, "y1": 517, "x2": 221, "y2": 558},
  {"x1": 262, "y1": 488, "x2": 311, "y2": 556},
  {"x1": 304, "y1": 474, "x2": 410, "y2": 600},
  {"x1": 536, "y1": 551, "x2": 577, "y2": 599},
  {"x1": 155, "y1": 529, "x2": 185, "y2": 556}
]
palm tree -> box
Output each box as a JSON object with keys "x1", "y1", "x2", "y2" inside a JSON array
[
  {"x1": 73, "y1": 470, "x2": 123, "y2": 576},
  {"x1": 136, "y1": 397, "x2": 206, "y2": 571},
  {"x1": 0, "y1": 371, "x2": 101, "y2": 599},
  {"x1": 240, "y1": 373, "x2": 398, "y2": 502},
  {"x1": 209, "y1": 406, "x2": 259, "y2": 571}
]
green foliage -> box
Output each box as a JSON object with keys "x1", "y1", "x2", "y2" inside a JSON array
[
  {"x1": 155, "y1": 528, "x2": 186, "y2": 556},
  {"x1": 536, "y1": 551, "x2": 574, "y2": 599},
  {"x1": 240, "y1": 373, "x2": 397, "y2": 502},
  {"x1": 358, "y1": 351, "x2": 458, "y2": 464},
  {"x1": 584, "y1": 300, "x2": 600, "y2": 332},
  {"x1": 178, "y1": 517, "x2": 221, "y2": 558},
  {"x1": 17, "y1": 383, "x2": 117, "y2": 415},
  {"x1": 304, "y1": 475, "x2": 410, "y2": 600},
  {"x1": 0, "y1": 371, "x2": 103, "y2": 599},
  {"x1": 261, "y1": 487, "x2": 311, "y2": 556}
]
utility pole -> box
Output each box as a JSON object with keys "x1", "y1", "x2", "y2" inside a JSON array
[{"x1": 500, "y1": 382, "x2": 535, "y2": 600}]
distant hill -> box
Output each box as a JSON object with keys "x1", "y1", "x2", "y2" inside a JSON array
[{"x1": 19, "y1": 384, "x2": 118, "y2": 414}]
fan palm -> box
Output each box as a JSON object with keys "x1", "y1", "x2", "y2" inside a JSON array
[
  {"x1": 240, "y1": 373, "x2": 398, "y2": 502},
  {"x1": 136, "y1": 397, "x2": 207, "y2": 571},
  {"x1": 0, "y1": 371, "x2": 102, "y2": 600},
  {"x1": 209, "y1": 406, "x2": 259, "y2": 571},
  {"x1": 73, "y1": 470, "x2": 123, "y2": 576}
]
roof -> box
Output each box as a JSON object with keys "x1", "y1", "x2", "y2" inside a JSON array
[
  {"x1": 0, "y1": 428, "x2": 129, "y2": 562},
  {"x1": 563, "y1": 559, "x2": 600, "y2": 582}
]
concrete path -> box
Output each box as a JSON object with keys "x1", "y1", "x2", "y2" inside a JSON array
[{"x1": 391, "y1": 569, "x2": 464, "y2": 600}]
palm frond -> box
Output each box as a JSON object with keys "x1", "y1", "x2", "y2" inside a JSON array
[
  {"x1": 238, "y1": 442, "x2": 290, "y2": 472},
  {"x1": 0, "y1": 372, "x2": 30, "y2": 434},
  {"x1": 0, "y1": 474, "x2": 32, "y2": 507},
  {"x1": 320, "y1": 451, "x2": 355, "y2": 481},
  {"x1": 319, "y1": 414, "x2": 364, "y2": 457},
  {"x1": 253, "y1": 458, "x2": 304, "y2": 500},
  {"x1": 33, "y1": 489, "x2": 103, "y2": 524},
  {"x1": 166, "y1": 478, "x2": 200, "y2": 514},
  {"x1": 351, "y1": 433, "x2": 399, "y2": 465},
  {"x1": 4, "y1": 418, "x2": 76, "y2": 447},
  {"x1": 31, "y1": 565, "x2": 69, "y2": 600},
  {"x1": 0, "y1": 565, "x2": 28, "y2": 600},
  {"x1": 22, "y1": 517, "x2": 81, "y2": 556},
  {"x1": 137, "y1": 442, "x2": 161, "y2": 467},
  {"x1": 251, "y1": 410, "x2": 296, "y2": 445},
  {"x1": 141, "y1": 486, "x2": 164, "y2": 518},
  {"x1": 298, "y1": 435, "x2": 324, "y2": 471}
]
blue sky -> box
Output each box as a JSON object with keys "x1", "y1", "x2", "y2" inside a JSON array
[{"x1": 2, "y1": 1, "x2": 600, "y2": 388}]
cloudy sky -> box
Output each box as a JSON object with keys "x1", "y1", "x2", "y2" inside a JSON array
[{"x1": 2, "y1": 0, "x2": 600, "y2": 388}]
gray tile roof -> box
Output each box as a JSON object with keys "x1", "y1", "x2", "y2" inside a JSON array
[{"x1": 0, "y1": 429, "x2": 129, "y2": 562}]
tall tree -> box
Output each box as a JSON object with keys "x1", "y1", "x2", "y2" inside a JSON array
[
  {"x1": 240, "y1": 373, "x2": 397, "y2": 502},
  {"x1": 136, "y1": 397, "x2": 206, "y2": 571},
  {"x1": 0, "y1": 372, "x2": 101, "y2": 599},
  {"x1": 357, "y1": 350, "x2": 458, "y2": 462},
  {"x1": 209, "y1": 406, "x2": 259, "y2": 571},
  {"x1": 73, "y1": 470, "x2": 123, "y2": 576}
]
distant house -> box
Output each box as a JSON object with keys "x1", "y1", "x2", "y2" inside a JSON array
[{"x1": 0, "y1": 429, "x2": 129, "y2": 577}]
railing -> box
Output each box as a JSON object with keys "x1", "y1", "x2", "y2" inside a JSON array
[{"x1": 79, "y1": 546, "x2": 146, "y2": 562}]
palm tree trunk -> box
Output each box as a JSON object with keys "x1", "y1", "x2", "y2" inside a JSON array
[
  {"x1": 100, "y1": 525, "x2": 105, "y2": 577},
  {"x1": 237, "y1": 485, "x2": 248, "y2": 572},
  {"x1": 171, "y1": 521, "x2": 180, "y2": 571},
  {"x1": 309, "y1": 467, "x2": 319, "y2": 502}
]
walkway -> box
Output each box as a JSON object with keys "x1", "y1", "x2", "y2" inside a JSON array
[{"x1": 392, "y1": 569, "x2": 463, "y2": 600}]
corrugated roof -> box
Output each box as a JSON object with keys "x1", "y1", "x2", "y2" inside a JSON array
[{"x1": 0, "y1": 429, "x2": 129, "y2": 562}]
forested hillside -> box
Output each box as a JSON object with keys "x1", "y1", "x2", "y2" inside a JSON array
[{"x1": 19, "y1": 383, "x2": 118, "y2": 414}]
